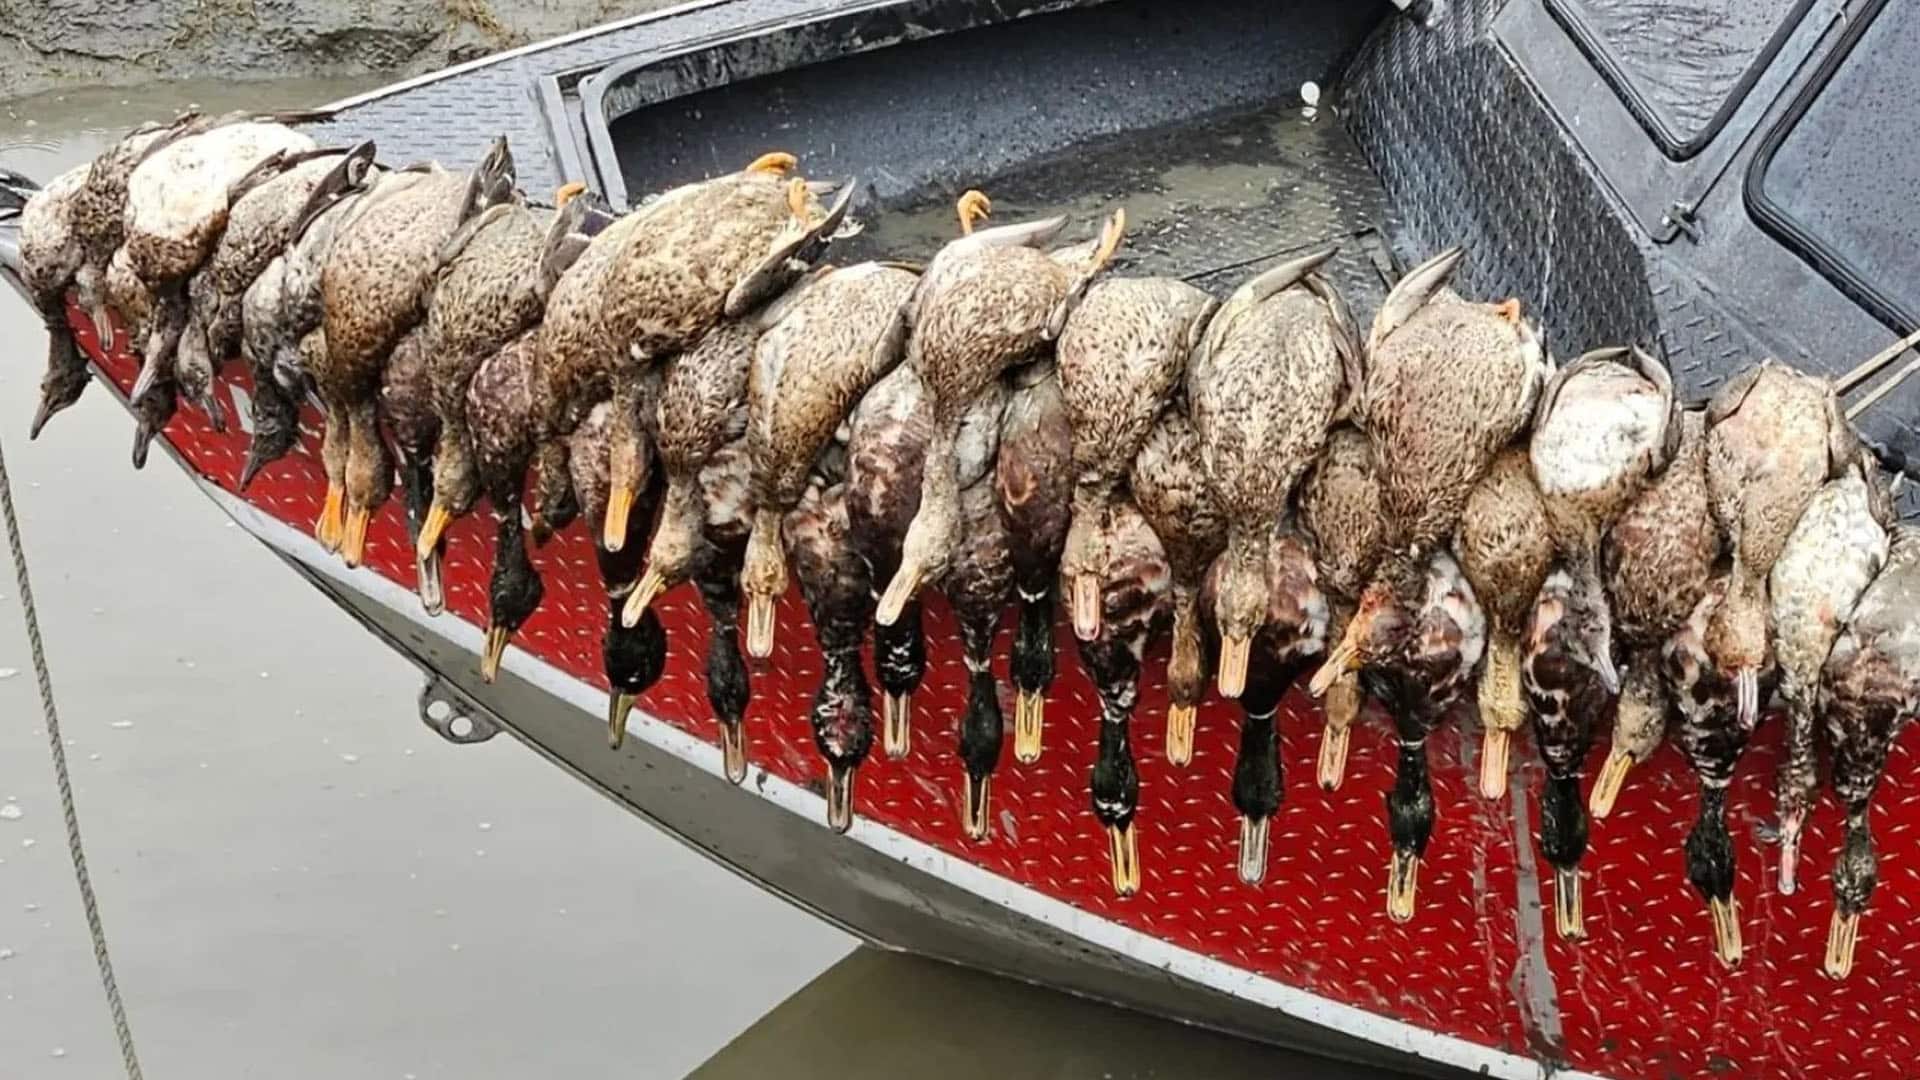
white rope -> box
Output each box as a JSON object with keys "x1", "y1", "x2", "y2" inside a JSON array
[{"x1": 0, "y1": 432, "x2": 145, "y2": 1079}]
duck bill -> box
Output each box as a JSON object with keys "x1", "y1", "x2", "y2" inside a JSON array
[
  {"x1": 827, "y1": 761, "x2": 857, "y2": 834},
  {"x1": 719, "y1": 720, "x2": 748, "y2": 785},
  {"x1": 480, "y1": 624, "x2": 511, "y2": 684},
  {"x1": 1478, "y1": 727, "x2": 1513, "y2": 801},
  {"x1": 1308, "y1": 639, "x2": 1362, "y2": 699},
  {"x1": 340, "y1": 506, "x2": 372, "y2": 569},
  {"x1": 745, "y1": 592, "x2": 777, "y2": 661},
  {"x1": 316, "y1": 482, "x2": 346, "y2": 552},
  {"x1": 882, "y1": 692, "x2": 912, "y2": 760},
  {"x1": 1386, "y1": 849, "x2": 1420, "y2": 924},
  {"x1": 1734, "y1": 666, "x2": 1760, "y2": 732},
  {"x1": 619, "y1": 567, "x2": 667, "y2": 630},
  {"x1": 1070, "y1": 573, "x2": 1102, "y2": 641},
  {"x1": 1824, "y1": 910, "x2": 1862, "y2": 980},
  {"x1": 1318, "y1": 721, "x2": 1351, "y2": 792},
  {"x1": 1778, "y1": 810, "x2": 1807, "y2": 896},
  {"x1": 607, "y1": 691, "x2": 637, "y2": 750},
  {"x1": 129, "y1": 350, "x2": 165, "y2": 408},
  {"x1": 1013, "y1": 690, "x2": 1045, "y2": 765},
  {"x1": 1237, "y1": 814, "x2": 1270, "y2": 886},
  {"x1": 1216, "y1": 636, "x2": 1251, "y2": 699},
  {"x1": 961, "y1": 772, "x2": 992, "y2": 842},
  {"x1": 1589, "y1": 749, "x2": 1635, "y2": 820},
  {"x1": 1106, "y1": 822, "x2": 1141, "y2": 898},
  {"x1": 1554, "y1": 866, "x2": 1586, "y2": 941},
  {"x1": 601, "y1": 483, "x2": 636, "y2": 552},
  {"x1": 1165, "y1": 703, "x2": 1197, "y2": 768},
  {"x1": 415, "y1": 544, "x2": 445, "y2": 617},
  {"x1": 875, "y1": 562, "x2": 922, "y2": 627},
  {"x1": 1708, "y1": 895, "x2": 1743, "y2": 968},
  {"x1": 417, "y1": 503, "x2": 453, "y2": 562}
]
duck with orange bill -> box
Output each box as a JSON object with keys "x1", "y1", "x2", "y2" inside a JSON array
[
  {"x1": 1075, "y1": 500, "x2": 1172, "y2": 897},
  {"x1": 874, "y1": 191, "x2": 1125, "y2": 629},
  {"x1": 784, "y1": 474, "x2": 878, "y2": 833},
  {"x1": 739, "y1": 260, "x2": 918, "y2": 659},
  {"x1": 1594, "y1": 409, "x2": 1722, "y2": 819},
  {"x1": 1308, "y1": 247, "x2": 1543, "y2": 701},
  {"x1": 1702, "y1": 359, "x2": 1856, "y2": 746},
  {"x1": 1056, "y1": 275, "x2": 1215, "y2": 646},
  {"x1": 1297, "y1": 425, "x2": 1384, "y2": 790},
  {"x1": 1189, "y1": 248, "x2": 1354, "y2": 702},
  {"x1": 464, "y1": 328, "x2": 548, "y2": 682},
  {"x1": 1767, "y1": 453, "x2": 1892, "y2": 896},
  {"x1": 994, "y1": 360, "x2": 1073, "y2": 764},
  {"x1": 1453, "y1": 447, "x2": 1553, "y2": 800},
  {"x1": 314, "y1": 138, "x2": 515, "y2": 566},
  {"x1": 566, "y1": 401, "x2": 668, "y2": 748},
  {"x1": 946, "y1": 393, "x2": 1015, "y2": 841},
  {"x1": 1209, "y1": 523, "x2": 1327, "y2": 885},
  {"x1": 591, "y1": 157, "x2": 854, "y2": 556},
  {"x1": 1821, "y1": 525, "x2": 1920, "y2": 980},
  {"x1": 1132, "y1": 397, "x2": 1229, "y2": 767}
]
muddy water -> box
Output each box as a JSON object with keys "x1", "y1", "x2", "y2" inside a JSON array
[{"x1": 0, "y1": 78, "x2": 850, "y2": 1079}]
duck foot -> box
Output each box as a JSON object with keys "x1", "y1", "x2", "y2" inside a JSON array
[
  {"x1": 1825, "y1": 910, "x2": 1861, "y2": 980},
  {"x1": 1708, "y1": 895, "x2": 1744, "y2": 969},
  {"x1": 1386, "y1": 849, "x2": 1420, "y2": 924},
  {"x1": 882, "y1": 693, "x2": 912, "y2": 760},
  {"x1": 1013, "y1": 691, "x2": 1045, "y2": 764},
  {"x1": 1554, "y1": 866, "x2": 1586, "y2": 941},
  {"x1": 1318, "y1": 721, "x2": 1350, "y2": 792},
  {"x1": 1237, "y1": 814, "x2": 1269, "y2": 886},
  {"x1": 827, "y1": 762, "x2": 857, "y2": 834},
  {"x1": 961, "y1": 772, "x2": 991, "y2": 842},
  {"x1": 720, "y1": 721, "x2": 748, "y2": 785},
  {"x1": 1589, "y1": 749, "x2": 1634, "y2": 820},
  {"x1": 1106, "y1": 822, "x2": 1141, "y2": 897},
  {"x1": 1166, "y1": 703, "x2": 1196, "y2": 768}
]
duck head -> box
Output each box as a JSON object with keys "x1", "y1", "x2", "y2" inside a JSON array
[
  {"x1": 1703, "y1": 574, "x2": 1771, "y2": 736},
  {"x1": 483, "y1": 513, "x2": 544, "y2": 684},
  {"x1": 1308, "y1": 546, "x2": 1428, "y2": 696},
  {"x1": 623, "y1": 476, "x2": 705, "y2": 627}
]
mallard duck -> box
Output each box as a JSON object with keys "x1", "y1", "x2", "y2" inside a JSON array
[
  {"x1": 875, "y1": 191, "x2": 1125, "y2": 627},
  {"x1": 1189, "y1": 249, "x2": 1355, "y2": 699},
  {"x1": 1769, "y1": 453, "x2": 1891, "y2": 894},
  {"x1": 1309, "y1": 248, "x2": 1545, "y2": 703},
  {"x1": 10, "y1": 164, "x2": 92, "y2": 438},
  {"x1": 378, "y1": 325, "x2": 443, "y2": 612},
  {"x1": 409, "y1": 182, "x2": 592, "y2": 584},
  {"x1": 1454, "y1": 447, "x2": 1554, "y2": 799},
  {"x1": 567, "y1": 401, "x2": 669, "y2": 747},
  {"x1": 1075, "y1": 500, "x2": 1172, "y2": 897},
  {"x1": 1297, "y1": 425, "x2": 1384, "y2": 790},
  {"x1": 464, "y1": 328, "x2": 545, "y2": 682},
  {"x1": 1207, "y1": 525, "x2": 1328, "y2": 884},
  {"x1": 948, "y1": 451, "x2": 1015, "y2": 841},
  {"x1": 1131, "y1": 398, "x2": 1228, "y2": 766},
  {"x1": 1594, "y1": 410, "x2": 1722, "y2": 817},
  {"x1": 783, "y1": 476, "x2": 876, "y2": 833},
  {"x1": 1821, "y1": 526, "x2": 1920, "y2": 979},
  {"x1": 316, "y1": 139, "x2": 514, "y2": 566},
  {"x1": 122, "y1": 120, "x2": 319, "y2": 422},
  {"x1": 740, "y1": 261, "x2": 917, "y2": 658},
  {"x1": 594, "y1": 158, "x2": 854, "y2": 551},
  {"x1": 70, "y1": 112, "x2": 204, "y2": 337},
  {"x1": 1703, "y1": 360, "x2": 1855, "y2": 734},
  {"x1": 1056, "y1": 276, "x2": 1216, "y2": 645},
  {"x1": 1523, "y1": 567, "x2": 1619, "y2": 940},
  {"x1": 995, "y1": 361, "x2": 1073, "y2": 764},
  {"x1": 845, "y1": 363, "x2": 936, "y2": 759}
]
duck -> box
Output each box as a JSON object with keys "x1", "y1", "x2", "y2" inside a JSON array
[
  {"x1": 1131, "y1": 398, "x2": 1229, "y2": 767},
  {"x1": 567, "y1": 401, "x2": 670, "y2": 748},
  {"x1": 1594, "y1": 410, "x2": 1723, "y2": 817},
  {"x1": 740, "y1": 261, "x2": 918, "y2": 658},
  {"x1": 1454, "y1": 447, "x2": 1554, "y2": 799},
  {"x1": 410, "y1": 181, "x2": 593, "y2": 567},
  {"x1": 70, "y1": 112, "x2": 205, "y2": 338},
  {"x1": 1188, "y1": 248, "x2": 1355, "y2": 699},
  {"x1": 1056, "y1": 276, "x2": 1216, "y2": 646},
  {"x1": 594, "y1": 158, "x2": 855, "y2": 552},
  {"x1": 1356, "y1": 548, "x2": 1485, "y2": 922},
  {"x1": 1074, "y1": 499, "x2": 1172, "y2": 897},
  {"x1": 1820, "y1": 526, "x2": 1920, "y2": 979},
  {"x1": 1209, "y1": 524, "x2": 1328, "y2": 884},
  {"x1": 947, "y1": 435, "x2": 1016, "y2": 842},
  {"x1": 316, "y1": 138, "x2": 515, "y2": 566},
  {"x1": 1703, "y1": 359, "x2": 1855, "y2": 736},
  {"x1": 784, "y1": 476, "x2": 877, "y2": 833},
  {"x1": 464, "y1": 328, "x2": 546, "y2": 682},
  {"x1": 1666, "y1": 575, "x2": 1754, "y2": 967},
  {"x1": 378, "y1": 325, "x2": 443, "y2": 612},
  {"x1": 1297, "y1": 425, "x2": 1385, "y2": 790},
  {"x1": 122, "y1": 119, "x2": 319, "y2": 423},
  {"x1": 995, "y1": 361, "x2": 1074, "y2": 764},
  {"x1": 10, "y1": 163, "x2": 92, "y2": 439},
  {"x1": 845, "y1": 363, "x2": 936, "y2": 759},
  {"x1": 1523, "y1": 567, "x2": 1619, "y2": 940},
  {"x1": 1309, "y1": 248, "x2": 1545, "y2": 705},
  {"x1": 875, "y1": 191, "x2": 1125, "y2": 628},
  {"x1": 1768, "y1": 453, "x2": 1892, "y2": 894}
]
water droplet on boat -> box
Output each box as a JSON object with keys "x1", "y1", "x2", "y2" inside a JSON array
[
  {"x1": 477, "y1": 822, "x2": 492, "y2": 832},
  {"x1": 87, "y1": 754, "x2": 99, "y2": 762},
  {"x1": 23, "y1": 903, "x2": 37, "y2": 913},
  {"x1": 0, "y1": 668, "x2": 17, "y2": 680},
  {"x1": 259, "y1": 671, "x2": 270, "y2": 680},
  {"x1": 180, "y1": 659, "x2": 196, "y2": 669},
  {"x1": 0, "y1": 948, "x2": 14, "y2": 960},
  {"x1": 449, "y1": 943, "x2": 461, "y2": 952},
  {"x1": 49, "y1": 1047, "x2": 64, "y2": 1058},
  {"x1": 433, "y1": 908, "x2": 447, "y2": 918},
  {"x1": 110, "y1": 720, "x2": 133, "y2": 729},
  {"x1": 0, "y1": 804, "x2": 21, "y2": 821},
  {"x1": 339, "y1": 753, "x2": 360, "y2": 764},
  {"x1": 474, "y1": 849, "x2": 487, "y2": 858},
  {"x1": 22, "y1": 838, "x2": 36, "y2": 849}
]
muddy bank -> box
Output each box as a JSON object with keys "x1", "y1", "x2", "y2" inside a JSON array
[{"x1": 0, "y1": 0, "x2": 686, "y2": 104}]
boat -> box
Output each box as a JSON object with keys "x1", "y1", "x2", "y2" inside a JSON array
[{"x1": 4, "y1": 2, "x2": 1919, "y2": 1077}]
